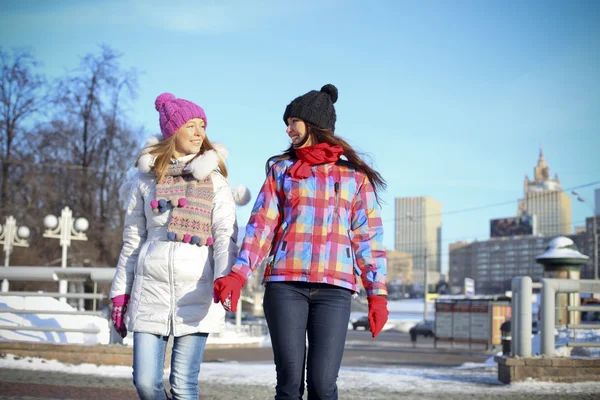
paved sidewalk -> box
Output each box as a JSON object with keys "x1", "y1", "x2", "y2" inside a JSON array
[{"x1": 1, "y1": 367, "x2": 599, "y2": 400}]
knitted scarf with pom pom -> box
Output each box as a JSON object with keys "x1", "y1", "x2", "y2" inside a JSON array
[{"x1": 153, "y1": 163, "x2": 214, "y2": 246}]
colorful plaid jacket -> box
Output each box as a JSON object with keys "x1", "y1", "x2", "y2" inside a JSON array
[{"x1": 232, "y1": 158, "x2": 387, "y2": 296}]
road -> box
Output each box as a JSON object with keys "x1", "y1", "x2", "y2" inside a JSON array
[
  {"x1": 2, "y1": 331, "x2": 597, "y2": 399},
  {"x1": 203, "y1": 329, "x2": 490, "y2": 368}
]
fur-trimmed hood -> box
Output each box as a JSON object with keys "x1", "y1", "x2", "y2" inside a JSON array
[
  {"x1": 136, "y1": 134, "x2": 229, "y2": 181},
  {"x1": 121, "y1": 134, "x2": 251, "y2": 206}
]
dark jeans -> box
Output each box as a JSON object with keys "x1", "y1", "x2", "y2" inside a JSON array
[{"x1": 263, "y1": 281, "x2": 352, "y2": 400}]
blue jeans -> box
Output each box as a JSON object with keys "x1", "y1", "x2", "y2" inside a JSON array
[
  {"x1": 263, "y1": 282, "x2": 352, "y2": 400},
  {"x1": 133, "y1": 331, "x2": 209, "y2": 400}
]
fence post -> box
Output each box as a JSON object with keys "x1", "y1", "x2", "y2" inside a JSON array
[
  {"x1": 511, "y1": 277, "x2": 520, "y2": 356},
  {"x1": 516, "y1": 276, "x2": 532, "y2": 357},
  {"x1": 541, "y1": 279, "x2": 557, "y2": 356}
]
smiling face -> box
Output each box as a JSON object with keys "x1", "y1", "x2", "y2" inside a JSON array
[
  {"x1": 172, "y1": 118, "x2": 206, "y2": 158},
  {"x1": 286, "y1": 117, "x2": 313, "y2": 148}
]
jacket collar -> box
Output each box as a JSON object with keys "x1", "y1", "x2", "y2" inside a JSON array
[{"x1": 137, "y1": 134, "x2": 228, "y2": 180}]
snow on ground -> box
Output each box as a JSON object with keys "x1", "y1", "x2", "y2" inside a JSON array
[
  {"x1": 119, "y1": 322, "x2": 272, "y2": 347},
  {"x1": 2, "y1": 353, "x2": 600, "y2": 395},
  {"x1": 1, "y1": 296, "x2": 432, "y2": 345},
  {"x1": 350, "y1": 299, "x2": 436, "y2": 333},
  {"x1": 387, "y1": 298, "x2": 436, "y2": 315},
  {"x1": 0, "y1": 295, "x2": 110, "y2": 345},
  {"x1": 3, "y1": 296, "x2": 599, "y2": 355},
  {"x1": 0, "y1": 295, "x2": 271, "y2": 346}
]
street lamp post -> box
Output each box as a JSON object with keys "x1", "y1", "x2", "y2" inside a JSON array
[
  {"x1": 43, "y1": 206, "x2": 89, "y2": 301},
  {"x1": 407, "y1": 213, "x2": 429, "y2": 321},
  {"x1": 572, "y1": 191, "x2": 598, "y2": 280},
  {"x1": 423, "y1": 247, "x2": 429, "y2": 322},
  {"x1": 0, "y1": 216, "x2": 30, "y2": 292}
]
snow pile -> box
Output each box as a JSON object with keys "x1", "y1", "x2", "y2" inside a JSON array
[{"x1": 0, "y1": 295, "x2": 110, "y2": 345}]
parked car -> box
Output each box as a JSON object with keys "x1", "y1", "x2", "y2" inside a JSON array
[
  {"x1": 225, "y1": 311, "x2": 258, "y2": 323},
  {"x1": 500, "y1": 319, "x2": 540, "y2": 335},
  {"x1": 352, "y1": 316, "x2": 370, "y2": 330},
  {"x1": 409, "y1": 320, "x2": 434, "y2": 338}
]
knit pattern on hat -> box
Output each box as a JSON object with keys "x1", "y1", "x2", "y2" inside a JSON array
[
  {"x1": 153, "y1": 163, "x2": 215, "y2": 246},
  {"x1": 283, "y1": 84, "x2": 338, "y2": 131},
  {"x1": 155, "y1": 93, "x2": 207, "y2": 140}
]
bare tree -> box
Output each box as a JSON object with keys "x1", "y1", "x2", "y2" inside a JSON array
[
  {"x1": 0, "y1": 48, "x2": 47, "y2": 213},
  {"x1": 28, "y1": 45, "x2": 142, "y2": 267}
]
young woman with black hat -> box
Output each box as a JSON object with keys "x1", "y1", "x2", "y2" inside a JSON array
[{"x1": 214, "y1": 84, "x2": 389, "y2": 399}]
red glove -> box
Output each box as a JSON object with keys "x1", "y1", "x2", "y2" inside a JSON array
[
  {"x1": 213, "y1": 272, "x2": 246, "y2": 312},
  {"x1": 367, "y1": 295, "x2": 389, "y2": 338},
  {"x1": 111, "y1": 294, "x2": 130, "y2": 339}
]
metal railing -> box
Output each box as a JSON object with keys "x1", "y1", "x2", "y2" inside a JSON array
[
  {"x1": 511, "y1": 276, "x2": 600, "y2": 357},
  {"x1": 541, "y1": 278, "x2": 600, "y2": 355},
  {"x1": 0, "y1": 266, "x2": 268, "y2": 341},
  {"x1": 0, "y1": 266, "x2": 113, "y2": 337}
]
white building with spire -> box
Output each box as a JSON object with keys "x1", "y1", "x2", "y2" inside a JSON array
[{"x1": 517, "y1": 148, "x2": 572, "y2": 236}]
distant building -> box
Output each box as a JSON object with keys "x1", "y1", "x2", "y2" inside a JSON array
[
  {"x1": 448, "y1": 241, "x2": 476, "y2": 291},
  {"x1": 449, "y1": 231, "x2": 595, "y2": 295},
  {"x1": 517, "y1": 148, "x2": 572, "y2": 236},
  {"x1": 449, "y1": 236, "x2": 547, "y2": 294},
  {"x1": 575, "y1": 217, "x2": 599, "y2": 279},
  {"x1": 447, "y1": 148, "x2": 587, "y2": 294},
  {"x1": 385, "y1": 250, "x2": 413, "y2": 284},
  {"x1": 394, "y1": 196, "x2": 442, "y2": 285}
]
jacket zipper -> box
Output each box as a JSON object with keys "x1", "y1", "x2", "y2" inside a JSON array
[
  {"x1": 334, "y1": 182, "x2": 340, "y2": 216},
  {"x1": 168, "y1": 242, "x2": 175, "y2": 336}
]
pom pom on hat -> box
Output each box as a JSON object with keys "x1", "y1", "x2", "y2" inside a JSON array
[
  {"x1": 155, "y1": 93, "x2": 176, "y2": 111},
  {"x1": 155, "y1": 92, "x2": 207, "y2": 140},
  {"x1": 320, "y1": 84, "x2": 338, "y2": 104},
  {"x1": 283, "y1": 83, "x2": 338, "y2": 132}
]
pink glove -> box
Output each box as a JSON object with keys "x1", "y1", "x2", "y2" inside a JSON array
[
  {"x1": 213, "y1": 272, "x2": 246, "y2": 312},
  {"x1": 111, "y1": 294, "x2": 130, "y2": 338},
  {"x1": 367, "y1": 295, "x2": 389, "y2": 338}
]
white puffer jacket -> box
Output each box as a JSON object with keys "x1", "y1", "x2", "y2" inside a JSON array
[{"x1": 110, "y1": 143, "x2": 241, "y2": 336}]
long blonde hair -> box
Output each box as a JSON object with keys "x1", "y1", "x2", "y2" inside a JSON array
[{"x1": 137, "y1": 135, "x2": 228, "y2": 182}]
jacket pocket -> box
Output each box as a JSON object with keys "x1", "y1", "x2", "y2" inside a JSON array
[
  {"x1": 347, "y1": 230, "x2": 361, "y2": 280},
  {"x1": 135, "y1": 241, "x2": 150, "y2": 276},
  {"x1": 273, "y1": 221, "x2": 289, "y2": 265}
]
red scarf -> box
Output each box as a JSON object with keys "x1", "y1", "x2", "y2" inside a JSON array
[{"x1": 288, "y1": 143, "x2": 344, "y2": 179}]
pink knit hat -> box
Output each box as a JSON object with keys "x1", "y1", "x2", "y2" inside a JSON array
[{"x1": 155, "y1": 93, "x2": 207, "y2": 139}]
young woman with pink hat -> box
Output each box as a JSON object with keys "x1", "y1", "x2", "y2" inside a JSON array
[{"x1": 110, "y1": 93, "x2": 249, "y2": 400}]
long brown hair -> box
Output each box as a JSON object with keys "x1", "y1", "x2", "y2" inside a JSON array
[
  {"x1": 137, "y1": 135, "x2": 228, "y2": 182},
  {"x1": 266, "y1": 122, "x2": 386, "y2": 204}
]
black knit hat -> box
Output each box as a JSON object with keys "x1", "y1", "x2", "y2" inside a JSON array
[{"x1": 283, "y1": 84, "x2": 338, "y2": 132}]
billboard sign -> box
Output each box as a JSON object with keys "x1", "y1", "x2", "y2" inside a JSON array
[
  {"x1": 464, "y1": 278, "x2": 475, "y2": 296},
  {"x1": 490, "y1": 215, "x2": 535, "y2": 238}
]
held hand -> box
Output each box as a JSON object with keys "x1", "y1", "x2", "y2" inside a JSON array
[
  {"x1": 213, "y1": 272, "x2": 246, "y2": 312},
  {"x1": 367, "y1": 295, "x2": 389, "y2": 338},
  {"x1": 111, "y1": 294, "x2": 130, "y2": 339}
]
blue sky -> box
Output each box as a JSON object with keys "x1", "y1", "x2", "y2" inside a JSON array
[{"x1": 1, "y1": 0, "x2": 599, "y2": 272}]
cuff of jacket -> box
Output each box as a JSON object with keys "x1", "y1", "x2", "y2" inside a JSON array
[
  {"x1": 231, "y1": 264, "x2": 252, "y2": 280},
  {"x1": 365, "y1": 282, "x2": 388, "y2": 297},
  {"x1": 111, "y1": 294, "x2": 130, "y2": 306}
]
